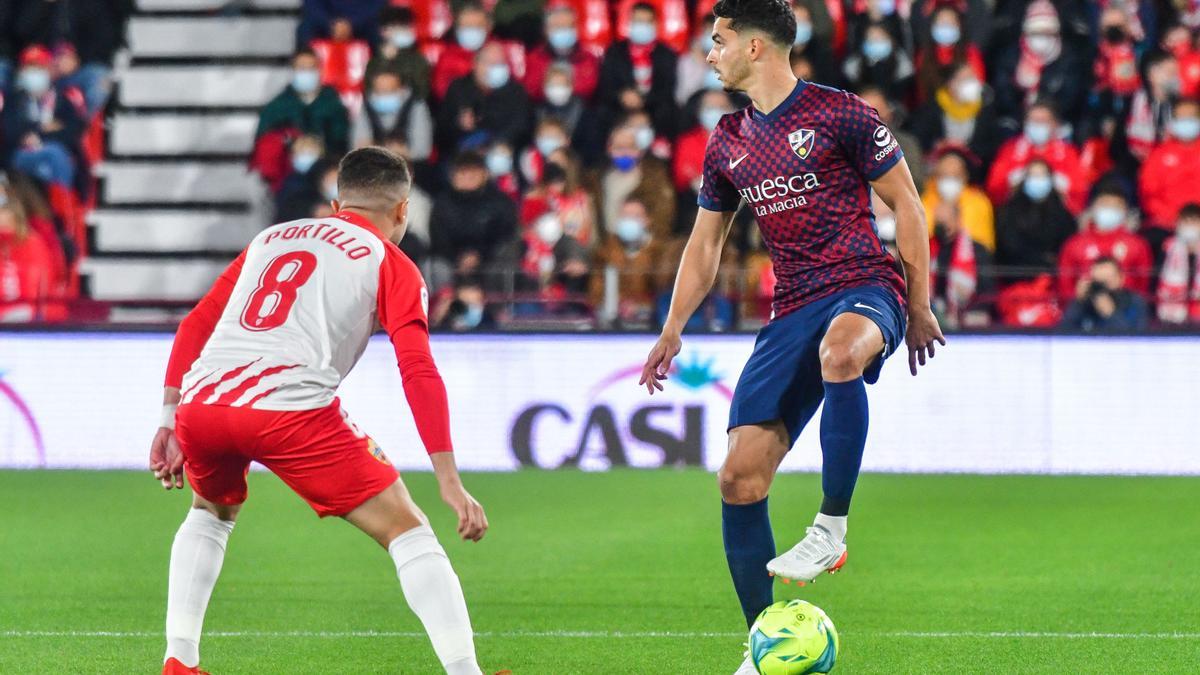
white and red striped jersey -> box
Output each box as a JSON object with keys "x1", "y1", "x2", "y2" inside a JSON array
[{"x1": 168, "y1": 211, "x2": 428, "y2": 411}]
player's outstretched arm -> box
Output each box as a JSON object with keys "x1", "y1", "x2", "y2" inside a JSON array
[
  {"x1": 639, "y1": 207, "x2": 737, "y2": 394},
  {"x1": 871, "y1": 161, "x2": 946, "y2": 375}
]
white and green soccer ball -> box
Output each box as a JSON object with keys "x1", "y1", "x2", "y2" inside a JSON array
[{"x1": 747, "y1": 599, "x2": 839, "y2": 674}]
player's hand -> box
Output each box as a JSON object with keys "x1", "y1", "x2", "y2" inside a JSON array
[
  {"x1": 441, "y1": 483, "x2": 488, "y2": 542},
  {"x1": 639, "y1": 331, "x2": 682, "y2": 395},
  {"x1": 149, "y1": 427, "x2": 186, "y2": 490},
  {"x1": 905, "y1": 306, "x2": 946, "y2": 376}
]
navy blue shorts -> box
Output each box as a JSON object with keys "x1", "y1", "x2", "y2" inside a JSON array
[{"x1": 727, "y1": 285, "x2": 906, "y2": 447}]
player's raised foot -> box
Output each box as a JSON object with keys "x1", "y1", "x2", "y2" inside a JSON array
[
  {"x1": 766, "y1": 525, "x2": 847, "y2": 585},
  {"x1": 162, "y1": 658, "x2": 209, "y2": 675}
]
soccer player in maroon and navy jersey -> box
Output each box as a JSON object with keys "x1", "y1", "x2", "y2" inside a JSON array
[{"x1": 638, "y1": 2, "x2": 944, "y2": 669}]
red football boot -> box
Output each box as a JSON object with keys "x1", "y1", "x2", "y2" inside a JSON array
[{"x1": 162, "y1": 658, "x2": 209, "y2": 675}]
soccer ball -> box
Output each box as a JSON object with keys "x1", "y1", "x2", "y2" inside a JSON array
[{"x1": 747, "y1": 599, "x2": 839, "y2": 674}]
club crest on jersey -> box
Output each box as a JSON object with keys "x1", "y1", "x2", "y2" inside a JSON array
[
  {"x1": 366, "y1": 438, "x2": 391, "y2": 465},
  {"x1": 788, "y1": 128, "x2": 815, "y2": 159}
]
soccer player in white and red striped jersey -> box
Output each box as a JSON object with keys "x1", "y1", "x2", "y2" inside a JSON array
[{"x1": 148, "y1": 147, "x2": 488, "y2": 675}]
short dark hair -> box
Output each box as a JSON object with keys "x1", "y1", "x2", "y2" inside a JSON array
[
  {"x1": 713, "y1": 0, "x2": 796, "y2": 49},
  {"x1": 337, "y1": 147, "x2": 411, "y2": 206},
  {"x1": 631, "y1": 2, "x2": 657, "y2": 18},
  {"x1": 379, "y1": 6, "x2": 413, "y2": 26},
  {"x1": 1093, "y1": 180, "x2": 1129, "y2": 204},
  {"x1": 1027, "y1": 98, "x2": 1060, "y2": 120},
  {"x1": 1179, "y1": 203, "x2": 1200, "y2": 220},
  {"x1": 293, "y1": 47, "x2": 317, "y2": 62},
  {"x1": 451, "y1": 150, "x2": 488, "y2": 171}
]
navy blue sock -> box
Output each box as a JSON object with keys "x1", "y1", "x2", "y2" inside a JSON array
[
  {"x1": 722, "y1": 498, "x2": 776, "y2": 628},
  {"x1": 819, "y1": 377, "x2": 869, "y2": 517}
]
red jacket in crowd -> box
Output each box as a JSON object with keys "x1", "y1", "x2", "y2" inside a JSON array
[
  {"x1": 613, "y1": 0, "x2": 690, "y2": 53},
  {"x1": 671, "y1": 125, "x2": 707, "y2": 192},
  {"x1": 1057, "y1": 227, "x2": 1153, "y2": 299},
  {"x1": 312, "y1": 37, "x2": 371, "y2": 105},
  {"x1": 1138, "y1": 137, "x2": 1200, "y2": 230},
  {"x1": 987, "y1": 136, "x2": 1089, "y2": 214},
  {"x1": 0, "y1": 233, "x2": 55, "y2": 322},
  {"x1": 522, "y1": 43, "x2": 603, "y2": 102},
  {"x1": 430, "y1": 39, "x2": 526, "y2": 101}
]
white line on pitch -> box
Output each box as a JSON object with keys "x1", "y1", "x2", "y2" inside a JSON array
[{"x1": 3, "y1": 630, "x2": 1199, "y2": 640}]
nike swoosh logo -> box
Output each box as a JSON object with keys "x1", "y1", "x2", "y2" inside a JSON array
[
  {"x1": 729, "y1": 153, "x2": 749, "y2": 169},
  {"x1": 854, "y1": 302, "x2": 883, "y2": 315}
]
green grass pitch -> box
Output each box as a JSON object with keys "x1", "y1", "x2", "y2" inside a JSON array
[{"x1": 2, "y1": 470, "x2": 1198, "y2": 673}]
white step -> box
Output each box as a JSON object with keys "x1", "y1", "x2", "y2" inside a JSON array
[
  {"x1": 89, "y1": 210, "x2": 261, "y2": 252},
  {"x1": 82, "y1": 257, "x2": 231, "y2": 301},
  {"x1": 111, "y1": 113, "x2": 258, "y2": 155},
  {"x1": 137, "y1": 0, "x2": 301, "y2": 10},
  {"x1": 128, "y1": 17, "x2": 296, "y2": 58},
  {"x1": 119, "y1": 65, "x2": 290, "y2": 107},
  {"x1": 97, "y1": 161, "x2": 263, "y2": 204}
]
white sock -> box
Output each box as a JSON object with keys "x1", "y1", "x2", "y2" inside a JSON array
[
  {"x1": 164, "y1": 508, "x2": 234, "y2": 667},
  {"x1": 388, "y1": 525, "x2": 481, "y2": 675},
  {"x1": 814, "y1": 513, "x2": 847, "y2": 542}
]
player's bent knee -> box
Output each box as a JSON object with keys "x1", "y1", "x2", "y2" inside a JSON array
[
  {"x1": 191, "y1": 494, "x2": 240, "y2": 522},
  {"x1": 717, "y1": 465, "x2": 771, "y2": 504},
  {"x1": 819, "y1": 343, "x2": 864, "y2": 382}
]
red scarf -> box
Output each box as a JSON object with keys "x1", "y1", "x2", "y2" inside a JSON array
[
  {"x1": 929, "y1": 229, "x2": 977, "y2": 316},
  {"x1": 1015, "y1": 35, "x2": 1059, "y2": 106},
  {"x1": 1094, "y1": 40, "x2": 1140, "y2": 96},
  {"x1": 1156, "y1": 236, "x2": 1200, "y2": 323},
  {"x1": 629, "y1": 43, "x2": 654, "y2": 93}
]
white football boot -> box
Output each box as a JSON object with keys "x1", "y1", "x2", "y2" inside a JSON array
[{"x1": 765, "y1": 525, "x2": 847, "y2": 585}]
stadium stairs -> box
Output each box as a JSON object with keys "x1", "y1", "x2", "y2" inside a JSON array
[{"x1": 80, "y1": 0, "x2": 301, "y2": 323}]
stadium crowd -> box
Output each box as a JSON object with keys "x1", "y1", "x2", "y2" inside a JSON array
[{"x1": 4, "y1": 0, "x2": 1200, "y2": 333}]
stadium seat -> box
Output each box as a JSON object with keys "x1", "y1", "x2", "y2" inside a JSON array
[
  {"x1": 110, "y1": 113, "x2": 258, "y2": 156},
  {"x1": 119, "y1": 66, "x2": 290, "y2": 108},
  {"x1": 96, "y1": 162, "x2": 264, "y2": 204},
  {"x1": 89, "y1": 211, "x2": 263, "y2": 253},
  {"x1": 81, "y1": 258, "x2": 229, "y2": 301},
  {"x1": 126, "y1": 17, "x2": 297, "y2": 58}
]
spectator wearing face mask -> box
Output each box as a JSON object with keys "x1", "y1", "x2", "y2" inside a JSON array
[
  {"x1": 1138, "y1": 98, "x2": 1200, "y2": 256},
  {"x1": 256, "y1": 48, "x2": 350, "y2": 156},
  {"x1": 496, "y1": 209, "x2": 592, "y2": 311},
  {"x1": 993, "y1": 0, "x2": 1089, "y2": 125},
  {"x1": 677, "y1": 17, "x2": 723, "y2": 104},
  {"x1": 923, "y1": 146, "x2": 994, "y2": 252},
  {"x1": 523, "y1": 4, "x2": 602, "y2": 104},
  {"x1": 1125, "y1": 52, "x2": 1184, "y2": 162},
  {"x1": 928, "y1": 191, "x2": 995, "y2": 327},
  {"x1": 598, "y1": 3, "x2": 680, "y2": 139},
  {"x1": 2, "y1": 45, "x2": 84, "y2": 189},
  {"x1": 590, "y1": 196, "x2": 670, "y2": 327},
  {"x1": 790, "y1": 2, "x2": 841, "y2": 87},
  {"x1": 673, "y1": 90, "x2": 734, "y2": 194},
  {"x1": 433, "y1": 276, "x2": 496, "y2": 331},
  {"x1": 429, "y1": 151, "x2": 518, "y2": 287},
  {"x1": 1061, "y1": 256, "x2": 1148, "y2": 332},
  {"x1": 520, "y1": 152, "x2": 597, "y2": 249},
  {"x1": 431, "y1": 2, "x2": 525, "y2": 102},
  {"x1": 484, "y1": 140, "x2": 521, "y2": 202},
  {"x1": 351, "y1": 71, "x2": 432, "y2": 161},
  {"x1": 533, "y1": 65, "x2": 603, "y2": 163},
  {"x1": 843, "y1": 22, "x2": 914, "y2": 104},
  {"x1": 365, "y1": 7, "x2": 431, "y2": 101},
  {"x1": 1090, "y1": 7, "x2": 1142, "y2": 122},
  {"x1": 994, "y1": 158, "x2": 1076, "y2": 274},
  {"x1": 913, "y1": 4, "x2": 985, "y2": 104},
  {"x1": 849, "y1": 0, "x2": 909, "y2": 53},
  {"x1": 274, "y1": 135, "x2": 332, "y2": 222},
  {"x1": 986, "y1": 101, "x2": 1087, "y2": 214},
  {"x1": 1156, "y1": 203, "x2": 1200, "y2": 324},
  {"x1": 594, "y1": 124, "x2": 674, "y2": 241},
  {"x1": 1162, "y1": 24, "x2": 1200, "y2": 99},
  {"x1": 0, "y1": 201, "x2": 55, "y2": 323},
  {"x1": 435, "y1": 42, "x2": 532, "y2": 155},
  {"x1": 1057, "y1": 185, "x2": 1153, "y2": 300},
  {"x1": 907, "y1": 62, "x2": 1000, "y2": 176}
]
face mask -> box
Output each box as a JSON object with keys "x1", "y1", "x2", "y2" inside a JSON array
[
  {"x1": 292, "y1": 153, "x2": 318, "y2": 174},
  {"x1": 629, "y1": 21, "x2": 657, "y2": 46},
  {"x1": 699, "y1": 107, "x2": 724, "y2": 131},
  {"x1": 548, "y1": 28, "x2": 578, "y2": 52},
  {"x1": 1023, "y1": 175, "x2": 1053, "y2": 201},
  {"x1": 703, "y1": 69, "x2": 722, "y2": 89},
  {"x1": 1024, "y1": 121, "x2": 1052, "y2": 146},
  {"x1": 697, "y1": 33, "x2": 715, "y2": 53},
  {"x1": 1177, "y1": 226, "x2": 1200, "y2": 244},
  {"x1": 794, "y1": 22, "x2": 813, "y2": 45},
  {"x1": 1170, "y1": 117, "x2": 1200, "y2": 142},
  {"x1": 369, "y1": 93, "x2": 403, "y2": 115},
  {"x1": 1093, "y1": 206, "x2": 1126, "y2": 231},
  {"x1": 936, "y1": 177, "x2": 965, "y2": 202},
  {"x1": 875, "y1": 0, "x2": 896, "y2": 16},
  {"x1": 536, "y1": 135, "x2": 565, "y2": 156},
  {"x1": 544, "y1": 83, "x2": 572, "y2": 106},
  {"x1": 615, "y1": 217, "x2": 646, "y2": 244},
  {"x1": 292, "y1": 69, "x2": 320, "y2": 94},
  {"x1": 19, "y1": 68, "x2": 51, "y2": 95},
  {"x1": 322, "y1": 182, "x2": 338, "y2": 202},
  {"x1": 874, "y1": 215, "x2": 897, "y2": 240},
  {"x1": 457, "y1": 26, "x2": 487, "y2": 51},
  {"x1": 955, "y1": 79, "x2": 983, "y2": 103},
  {"x1": 634, "y1": 126, "x2": 654, "y2": 151},
  {"x1": 460, "y1": 304, "x2": 484, "y2": 328},
  {"x1": 486, "y1": 150, "x2": 512, "y2": 176},
  {"x1": 1025, "y1": 34, "x2": 1059, "y2": 57},
  {"x1": 535, "y1": 214, "x2": 563, "y2": 244},
  {"x1": 389, "y1": 28, "x2": 416, "y2": 49},
  {"x1": 1163, "y1": 77, "x2": 1183, "y2": 95},
  {"x1": 863, "y1": 39, "x2": 893, "y2": 63},
  {"x1": 612, "y1": 155, "x2": 638, "y2": 172},
  {"x1": 932, "y1": 24, "x2": 961, "y2": 46},
  {"x1": 485, "y1": 63, "x2": 510, "y2": 89}
]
